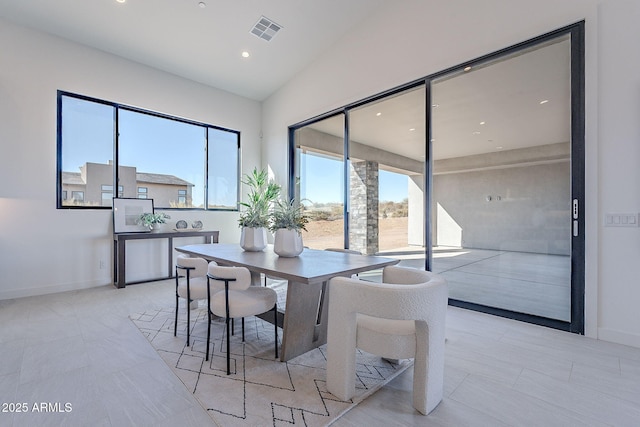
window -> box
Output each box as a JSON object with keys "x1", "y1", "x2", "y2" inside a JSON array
[
  {"x1": 57, "y1": 92, "x2": 240, "y2": 210},
  {"x1": 101, "y1": 185, "x2": 124, "y2": 205},
  {"x1": 71, "y1": 191, "x2": 84, "y2": 202},
  {"x1": 178, "y1": 189, "x2": 187, "y2": 204},
  {"x1": 208, "y1": 127, "x2": 240, "y2": 209},
  {"x1": 138, "y1": 187, "x2": 148, "y2": 199}
]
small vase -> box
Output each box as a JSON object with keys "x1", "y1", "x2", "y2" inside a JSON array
[
  {"x1": 150, "y1": 223, "x2": 162, "y2": 233},
  {"x1": 273, "y1": 228, "x2": 304, "y2": 257},
  {"x1": 240, "y1": 227, "x2": 268, "y2": 251}
]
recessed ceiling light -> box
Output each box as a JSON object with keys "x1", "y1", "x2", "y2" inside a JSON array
[
  {"x1": 409, "y1": 128, "x2": 415, "y2": 132},
  {"x1": 376, "y1": 112, "x2": 382, "y2": 116},
  {"x1": 496, "y1": 146, "x2": 503, "y2": 150},
  {"x1": 241, "y1": 51, "x2": 250, "y2": 58},
  {"x1": 540, "y1": 99, "x2": 549, "y2": 104},
  {"x1": 464, "y1": 66, "x2": 472, "y2": 72},
  {"x1": 472, "y1": 131, "x2": 481, "y2": 135},
  {"x1": 480, "y1": 121, "x2": 485, "y2": 125},
  {"x1": 116, "y1": 0, "x2": 126, "y2": 3},
  {"x1": 198, "y1": 2, "x2": 206, "y2": 8}
]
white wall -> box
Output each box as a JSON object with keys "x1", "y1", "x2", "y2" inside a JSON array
[
  {"x1": 262, "y1": 0, "x2": 640, "y2": 348},
  {"x1": 0, "y1": 18, "x2": 260, "y2": 299},
  {"x1": 596, "y1": 0, "x2": 640, "y2": 347}
]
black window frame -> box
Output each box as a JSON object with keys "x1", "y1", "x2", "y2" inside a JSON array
[{"x1": 56, "y1": 91, "x2": 241, "y2": 211}]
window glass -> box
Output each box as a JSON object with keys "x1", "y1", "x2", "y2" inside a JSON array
[
  {"x1": 60, "y1": 95, "x2": 114, "y2": 207},
  {"x1": 58, "y1": 92, "x2": 240, "y2": 210},
  {"x1": 118, "y1": 109, "x2": 205, "y2": 208},
  {"x1": 294, "y1": 114, "x2": 346, "y2": 249},
  {"x1": 207, "y1": 128, "x2": 239, "y2": 209}
]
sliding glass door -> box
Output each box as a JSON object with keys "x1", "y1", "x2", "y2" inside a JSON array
[
  {"x1": 293, "y1": 114, "x2": 346, "y2": 250},
  {"x1": 347, "y1": 86, "x2": 426, "y2": 260},
  {"x1": 430, "y1": 34, "x2": 574, "y2": 323},
  {"x1": 290, "y1": 23, "x2": 584, "y2": 333}
]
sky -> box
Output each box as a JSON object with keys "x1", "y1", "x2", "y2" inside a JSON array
[{"x1": 299, "y1": 152, "x2": 408, "y2": 204}]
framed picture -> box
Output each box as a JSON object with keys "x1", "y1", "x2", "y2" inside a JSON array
[{"x1": 113, "y1": 198, "x2": 154, "y2": 233}]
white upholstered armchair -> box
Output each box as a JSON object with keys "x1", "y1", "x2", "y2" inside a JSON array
[{"x1": 326, "y1": 265, "x2": 448, "y2": 415}]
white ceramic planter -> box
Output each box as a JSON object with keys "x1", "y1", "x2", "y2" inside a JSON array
[
  {"x1": 240, "y1": 227, "x2": 268, "y2": 251},
  {"x1": 273, "y1": 228, "x2": 304, "y2": 257}
]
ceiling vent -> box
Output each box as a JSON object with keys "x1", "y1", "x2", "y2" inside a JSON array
[{"x1": 250, "y1": 16, "x2": 282, "y2": 42}]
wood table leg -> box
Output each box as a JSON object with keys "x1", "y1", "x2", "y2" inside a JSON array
[{"x1": 279, "y1": 280, "x2": 329, "y2": 361}]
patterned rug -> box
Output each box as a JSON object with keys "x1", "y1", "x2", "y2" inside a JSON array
[{"x1": 130, "y1": 304, "x2": 412, "y2": 426}]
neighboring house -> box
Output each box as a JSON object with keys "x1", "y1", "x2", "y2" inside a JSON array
[{"x1": 61, "y1": 162, "x2": 193, "y2": 207}]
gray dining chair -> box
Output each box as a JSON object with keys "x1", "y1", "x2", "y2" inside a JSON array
[
  {"x1": 207, "y1": 264, "x2": 279, "y2": 374},
  {"x1": 174, "y1": 254, "x2": 209, "y2": 346}
]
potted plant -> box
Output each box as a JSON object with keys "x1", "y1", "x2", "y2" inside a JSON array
[
  {"x1": 269, "y1": 198, "x2": 309, "y2": 257},
  {"x1": 137, "y1": 212, "x2": 171, "y2": 232},
  {"x1": 238, "y1": 167, "x2": 281, "y2": 251}
]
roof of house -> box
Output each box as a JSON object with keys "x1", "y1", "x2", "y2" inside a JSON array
[
  {"x1": 61, "y1": 171, "x2": 193, "y2": 187},
  {"x1": 61, "y1": 172, "x2": 85, "y2": 185},
  {"x1": 136, "y1": 172, "x2": 193, "y2": 187}
]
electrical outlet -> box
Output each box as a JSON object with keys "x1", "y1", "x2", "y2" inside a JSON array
[{"x1": 99, "y1": 260, "x2": 105, "y2": 269}]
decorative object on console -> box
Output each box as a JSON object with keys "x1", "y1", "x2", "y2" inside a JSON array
[
  {"x1": 191, "y1": 220, "x2": 203, "y2": 229},
  {"x1": 238, "y1": 167, "x2": 281, "y2": 251},
  {"x1": 175, "y1": 220, "x2": 188, "y2": 230},
  {"x1": 137, "y1": 212, "x2": 171, "y2": 232},
  {"x1": 113, "y1": 197, "x2": 154, "y2": 233}
]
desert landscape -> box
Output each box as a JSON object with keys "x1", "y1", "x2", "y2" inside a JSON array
[{"x1": 301, "y1": 216, "x2": 409, "y2": 251}]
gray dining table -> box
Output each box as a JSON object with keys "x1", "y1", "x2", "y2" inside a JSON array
[{"x1": 175, "y1": 243, "x2": 399, "y2": 361}]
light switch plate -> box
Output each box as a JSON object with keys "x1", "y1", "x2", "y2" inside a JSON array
[{"x1": 604, "y1": 213, "x2": 639, "y2": 227}]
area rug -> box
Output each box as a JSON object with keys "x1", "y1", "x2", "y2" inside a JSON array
[{"x1": 130, "y1": 305, "x2": 412, "y2": 426}]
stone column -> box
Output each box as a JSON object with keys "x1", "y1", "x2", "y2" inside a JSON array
[
  {"x1": 349, "y1": 160, "x2": 379, "y2": 255},
  {"x1": 408, "y1": 174, "x2": 425, "y2": 246}
]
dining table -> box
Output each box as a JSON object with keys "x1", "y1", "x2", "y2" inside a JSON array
[{"x1": 175, "y1": 243, "x2": 399, "y2": 361}]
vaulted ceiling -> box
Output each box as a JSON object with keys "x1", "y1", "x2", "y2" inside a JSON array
[
  {"x1": 1, "y1": 1, "x2": 571, "y2": 161},
  {"x1": 0, "y1": 0, "x2": 386, "y2": 101}
]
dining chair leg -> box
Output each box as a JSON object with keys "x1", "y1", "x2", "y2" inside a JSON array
[
  {"x1": 242, "y1": 318, "x2": 245, "y2": 341},
  {"x1": 225, "y1": 315, "x2": 231, "y2": 375},
  {"x1": 273, "y1": 304, "x2": 278, "y2": 359},
  {"x1": 225, "y1": 281, "x2": 231, "y2": 375},
  {"x1": 206, "y1": 276, "x2": 211, "y2": 362},
  {"x1": 174, "y1": 271, "x2": 179, "y2": 337},
  {"x1": 206, "y1": 305, "x2": 211, "y2": 361},
  {"x1": 186, "y1": 277, "x2": 191, "y2": 347},
  {"x1": 174, "y1": 295, "x2": 178, "y2": 337}
]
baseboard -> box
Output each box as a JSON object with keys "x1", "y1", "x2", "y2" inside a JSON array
[
  {"x1": 0, "y1": 279, "x2": 109, "y2": 301},
  {"x1": 598, "y1": 327, "x2": 640, "y2": 349}
]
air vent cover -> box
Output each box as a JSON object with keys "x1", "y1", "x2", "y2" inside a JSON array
[{"x1": 250, "y1": 16, "x2": 282, "y2": 42}]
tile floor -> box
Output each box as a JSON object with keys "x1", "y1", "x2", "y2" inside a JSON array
[
  {"x1": 380, "y1": 247, "x2": 571, "y2": 322},
  {"x1": 1, "y1": 279, "x2": 639, "y2": 426}
]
